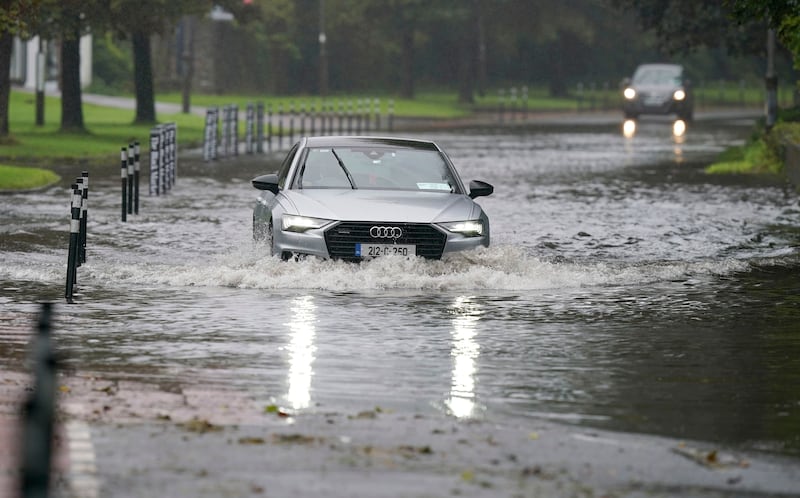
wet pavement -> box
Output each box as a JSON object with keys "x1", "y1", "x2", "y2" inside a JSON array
[{"x1": 2, "y1": 109, "x2": 800, "y2": 496}]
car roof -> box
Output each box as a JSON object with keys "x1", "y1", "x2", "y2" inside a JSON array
[
  {"x1": 634, "y1": 63, "x2": 683, "y2": 73},
  {"x1": 303, "y1": 136, "x2": 440, "y2": 151}
]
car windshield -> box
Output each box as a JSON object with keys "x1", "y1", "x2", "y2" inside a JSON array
[
  {"x1": 632, "y1": 67, "x2": 682, "y2": 86},
  {"x1": 294, "y1": 146, "x2": 459, "y2": 192}
]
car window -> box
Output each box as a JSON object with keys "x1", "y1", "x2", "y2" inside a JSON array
[
  {"x1": 633, "y1": 67, "x2": 682, "y2": 86},
  {"x1": 277, "y1": 143, "x2": 299, "y2": 189},
  {"x1": 296, "y1": 146, "x2": 459, "y2": 192}
]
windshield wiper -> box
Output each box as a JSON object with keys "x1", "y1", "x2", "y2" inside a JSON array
[{"x1": 330, "y1": 148, "x2": 356, "y2": 189}]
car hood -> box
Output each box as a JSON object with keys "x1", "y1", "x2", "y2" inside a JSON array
[
  {"x1": 632, "y1": 82, "x2": 682, "y2": 92},
  {"x1": 282, "y1": 189, "x2": 481, "y2": 223}
]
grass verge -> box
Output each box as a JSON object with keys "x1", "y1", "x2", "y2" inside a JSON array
[
  {"x1": 0, "y1": 164, "x2": 61, "y2": 191},
  {"x1": 0, "y1": 91, "x2": 205, "y2": 162},
  {"x1": 706, "y1": 115, "x2": 800, "y2": 175}
]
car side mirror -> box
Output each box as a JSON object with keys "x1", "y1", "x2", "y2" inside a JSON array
[
  {"x1": 621, "y1": 77, "x2": 631, "y2": 88},
  {"x1": 468, "y1": 180, "x2": 493, "y2": 199},
  {"x1": 252, "y1": 173, "x2": 280, "y2": 194}
]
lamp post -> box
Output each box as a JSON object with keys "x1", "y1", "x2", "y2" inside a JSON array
[{"x1": 319, "y1": 0, "x2": 328, "y2": 97}]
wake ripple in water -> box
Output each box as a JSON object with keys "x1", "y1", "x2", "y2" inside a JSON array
[{"x1": 45, "y1": 244, "x2": 749, "y2": 292}]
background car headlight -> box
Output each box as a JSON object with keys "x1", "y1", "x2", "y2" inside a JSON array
[
  {"x1": 439, "y1": 220, "x2": 484, "y2": 237},
  {"x1": 623, "y1": 87, "x2": 636, "y2": 100},
  {"x1": 673, "y1": 89, "x2": 686, "y2": 101},
  {"x1": 282, "y1": 215, "x2": 332, "y2": 232}
]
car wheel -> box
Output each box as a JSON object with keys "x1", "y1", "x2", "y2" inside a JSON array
[{"x1": 624, "y1": 111, "x2": 638, "y2": 120}]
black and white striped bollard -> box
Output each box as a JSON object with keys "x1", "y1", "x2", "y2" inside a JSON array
[
  {"x1": 133, "y1": 142, "x2": 140, "y2": 214},
  {"x1": 120, "y1": 148, "x2": 128, "y2": 222},
  {"x1": 127, "y1": 143, "x2": 134, "y2": 215},
  {"x1": 66, "y1": 185, "x2": 81, "y2": 302},
  {"x1": 79, "y1": 171, "x2": 88, "y2": 264}
]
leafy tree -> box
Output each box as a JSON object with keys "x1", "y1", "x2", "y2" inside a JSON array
[
  {"x1": 726, "y1": 0, "x2": 800, "y2": 68},
  {"x1": 609, "y1": 0, "x2": 767, "y2": 57}
]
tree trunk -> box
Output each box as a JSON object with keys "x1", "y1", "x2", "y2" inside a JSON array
[
  {"x1": 457, "y1": 2, "x2": 477, "y2": 104},
  {"x1": 132, "y1": 30, "x2": 156, "y2": 124},
  {"x1": 60, "y1": 30, "x2": 85, "y2": 132},
  {"x1": 0, "y1": 31, "x2": 12, "y2": 139},
  {"x1": 400, "y1": 24, "x2": 415, "y2": 99},
  {"x1": 457, "y1": 29, "x2": 475, "y2": 104}
]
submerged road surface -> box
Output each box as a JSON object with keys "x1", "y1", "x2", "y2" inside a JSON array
[{"x1": 2, "y1": 113, "x2": 800, "y2": 496}]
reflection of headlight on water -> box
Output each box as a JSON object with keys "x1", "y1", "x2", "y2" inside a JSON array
[
  {"x1": 446, "y1": 296, "x2": 481, "y2": 418},
  {"x1": 672, "y1": 119, "x2": 686, "y2": 138},
  {"x1": 622, "y1": 119, "x2": 636, "y2": 138}
]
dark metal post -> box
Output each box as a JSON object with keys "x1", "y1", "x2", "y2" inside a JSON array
[
  {"x1": 256, "y1": 102, "x2": 264, "y2": 153},
  {"x1": 127, "y1": 143, "x2": 134, "y2": 214},
  {"x1": 120, "y1": 148, "x2": 128, "y2": 221},
  {"x1": 213, "y1": 107, "x2": 220, "y2": 159},
  {"x1": 20, "y1": 302, "x2": 57, "y2": 497},
  {"x1": 375, "y1": 98, "x2": 381, "y2": 131},
  {"x1": 35, "y1": 39, "x2": 45, "y2": 126},
  {"x1": 170, "y1": 123, "x2": 177, "y2": 188},
  {"x1": 246, "y1": 102, "x2": 254, "y2": 154},
  {"x1": 133, "y1": 142, "x2": 140, "y2": 214},
  {"x1": 300, "y1": 102, "x2": 306, "y2": 138},
  {"x1": 310, "y1": 101, "x2": 316, "y2": 136},
  {"x1": 206, "y1": 108, "x2": 218, "y2": 161},
  {"x1": 66, "y1": 185, "x2": 81, "y2": 301},
  {"x1": 267, "y1": 103, "x2": 273, "y2": 153},
  {"x1": 160, "y1": 125, "x2": 168, "y2": 193},
  {"x1": 278, "y1": 104, "x2": 284, "y2": 150},
  {"x1": 337, "y1": 100, "x2": 343, "y2": 135},
  {"x1": 388, "y1": 99, "x2": 394, "y2": 132},
  {"x1": 289, "y1": 102, "x2": 295, "y2": 144},
  {"x1": 233, "y1": 105, "x2": 239, "y2": 156},
  {"x1": 79, "y1": 171, "x2": 88, "y2": 264},
  {"x1": 319, "y1": 100, "x2": 327, "y2": 135},
  {"x1": 149, "y1": 129, "x2": 160, "y2": 196}
]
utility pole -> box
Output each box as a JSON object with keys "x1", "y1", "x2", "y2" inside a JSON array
[
  {"x1": 319, "y1": 0, "x2": 328, "y2": 97},
  {"x1": 765, "y1": 28, "x2": 778, "y2": 131}
]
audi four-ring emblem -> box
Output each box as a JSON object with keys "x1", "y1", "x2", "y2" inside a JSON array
[{"x1": 370, "y1": 226, "x2": 403, "y2": 239}]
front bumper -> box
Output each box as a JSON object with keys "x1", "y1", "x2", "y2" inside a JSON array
[{"x1": 274, "y1": 221, "x2": 489, "y2": 261}]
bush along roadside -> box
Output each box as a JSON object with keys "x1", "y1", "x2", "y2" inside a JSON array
[{"x1": 706, "y1": 107, "x2": 800, "y2": 177}]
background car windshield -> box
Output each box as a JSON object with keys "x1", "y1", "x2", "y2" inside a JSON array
[
  {"x1": 297, "y1": 146, "x2": 458, "y2": 192},
  {"x1": 633, "y1": 67, "x2": 681, "y2": 85}
]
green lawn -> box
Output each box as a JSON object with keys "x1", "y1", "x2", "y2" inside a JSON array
[
  {"x1": 0, "y1": 91, "x2": 205, "y2": 161},
  {"x1": 0, "y1": 164, "x2": 61, "y2": 190}
]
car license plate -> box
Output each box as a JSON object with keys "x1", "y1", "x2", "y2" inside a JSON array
[{"x1": 355, "y1": 243, "x2": 416, "y2": 258}]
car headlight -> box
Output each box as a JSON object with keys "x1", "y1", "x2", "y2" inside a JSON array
[
  {"x1": 282, "y1": 215, "x2": 332, "y2": 232},
  {"x1": 623, "y1": 87, "x2": 636, "y2": 100},
  {"x1": 439, "y1": 220, "x2": 484, "y2": 237},
  {"x1": 673, "y1": 89, "x2": 686, "y2": 101}
]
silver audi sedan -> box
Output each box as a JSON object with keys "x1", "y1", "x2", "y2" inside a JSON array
[{"x1": 251, "y1": 136, "x2": 493, "y2": 261}]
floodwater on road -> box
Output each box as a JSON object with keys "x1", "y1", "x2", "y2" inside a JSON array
[{"x1": 2, "y1": 115, "x2": 800, "y2": 462}]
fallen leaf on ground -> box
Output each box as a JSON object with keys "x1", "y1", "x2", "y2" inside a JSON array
[{"x1": 179, "y1": 417, "x2": 222, "y2": 434}]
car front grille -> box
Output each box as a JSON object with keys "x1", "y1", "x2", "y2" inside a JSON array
[{"x1": 324, "y1": 222, "x2": 446, "y2": 261}]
